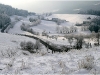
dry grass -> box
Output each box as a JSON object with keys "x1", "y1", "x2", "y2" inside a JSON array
[{"x1": 78, "y1": 55, "x2": 94, "y2": 70}]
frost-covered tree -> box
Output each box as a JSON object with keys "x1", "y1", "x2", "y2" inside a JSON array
[
  {"x1": 34, "y1": 40, "x2": 42, "y2": 52},
  {"x1": 68, "y1": 35, "x2": 73, "y2": 46},
  {"x1": 42, "y1": 30, "x2": 47, "y2": 36},
  {"x1": 20, "y1": 23, "x2": 28, "y2": 31},
  {"x1": 20, "y1": 41, "x2": 35, "y2": 51},
  {"x1": 0, "y1": 13, "x2": 11, "y2": 29},
  {"x1": 89, "y1": 17, "x2": 100, "y2": 33},
  {"x1": 0, "y1": 3, "x2": 35, "y2": 17},
  {"x1": 29, "y1": 18, "x2": 35, "y2": 22},
  {"x1": 70, "y1": 26, "x2": 77, "y2": 33},
  {"x1": 75, "y1": 35, "x2": 84, "y2": 50}
]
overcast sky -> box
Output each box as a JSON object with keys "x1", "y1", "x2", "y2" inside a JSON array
[{"x1": 0, "y1": 0, "x2": 100, "y2": 14}]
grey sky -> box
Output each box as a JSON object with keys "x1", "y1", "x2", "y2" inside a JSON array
[{"x1": 0, "y1": 0, "x2": 100, "y2": 14}]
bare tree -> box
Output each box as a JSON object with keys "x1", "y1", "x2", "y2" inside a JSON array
[{"x1": 68, "y1": 35, "x2": 73, "y2": 46}]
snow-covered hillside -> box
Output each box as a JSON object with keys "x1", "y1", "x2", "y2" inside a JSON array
[
  {"x1": 0, "y1": 32, "x2": 36, "y2": 51},
  {"x1": 1, "y1": 14, "x2": 100, "y2": 74},
  {"x1": 8, "y1": 14, "x2": 96, "y2": 35},
  {"x1": 7, "y1": 14, "x2": 97, "y2": 46},
  {"x1": 46, "y1": 14, "x2": 96, "y2": 24},
  {"x1": 0, "y1": 32, "x2": 100, "y2": 74}
]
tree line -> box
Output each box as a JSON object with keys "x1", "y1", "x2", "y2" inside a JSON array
[
  {"x1": 0, "y1": 13, "x2": 11, "y2": 29},
  {"x1": 79, "y1": 9, "x2": 100, "y2": 16},
  {"x1": 0, "y1": 3, "x2": 36, "y2": 30},
  {"x1": 0, "y1": 3, "x2": 35, "y2": 17}
]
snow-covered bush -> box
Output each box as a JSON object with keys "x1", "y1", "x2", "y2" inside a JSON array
[
  {"x1": 68, "y1": 35, "x2": 74, "y2": 46},
  {"x1": 31, "y1": 19, "x2": 41, "y2": 26},
  {"x1": 20, "y1": 40, "x2": 42, "y2": 53},
  {"x1": 20, "y1": 41, "x2": 35, "y2": 51},
  {"x1": 42, "y1": 30, "x2": 47, "y2": 36},
  {"x1": 29, "y1": 18, "x2": 41, "y2": 26},
  {"x1": 15, "y1": 17, "x2": 22, "y2": 21},
  {"x1": 75, "y1": 23, "x2": 82, "y2": 26},
  {"x1": 34, "y1": 40, "x2": 42, "y2": 52},
  {"x1": 29, "y1": 17, "x2": 35, "y2": 22},
  {"x1": 56, "y1": 26, "x2": 77, "y2": 34},
  {"x1": 74, "y1": 35, "x2": 84, "y2": 50},
  {"x1": 0, "y1": 13, "x2": 11, "y2": 29},
  {"x1": 27, "y1": 28, "x2": 39, "y2": 35},
  {"x1": 70, "y1": 26, "x2": 77, "y2": 33},
  {"x1": 20, "y1": 23, "x2": 29, "y2": 31},
  {"x1": 52, "y1": 18, "x2": 66, "y2": 25},
  {"x1": 78, "y1": 55, "x2": 94, "y2": 70},
  {"x1": 39, "y1": 50, "x2": 47, "y2": 56}
]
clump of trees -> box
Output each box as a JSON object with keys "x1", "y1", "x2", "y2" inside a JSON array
[
  {"x1": 74, "y1": 35, "x2": 84, "y2": 50},
  {"x1": 65, "y1": 34, "x2": 85, "y2": 50},
  {"x1": 42, "y1": 12, "x2": 52, "y2": 17},
  {"x1": 52, "y1": 18, "x2": 66, "y2": 25},
  {"x1": 0, "y1": 13, "x2": 11, "y2": 29},
  {"x1": 81, "y1": 26, "x2": 89, "y2": 31},
  {"x1": 34, "y1": 40, "x2": 42, "y2": 52},
  {"x1": 20, "y1": 23, "x2": 30, "y2": 31},
  {"x1": 15, "y1": 16, "x2": 22, "y2": 21},
  {"x1": 56, "y1": 26, "x2": 77, "y2": 34},
  {"x1": 29, "y1": 18, "x2": 41, "y2": 26},
  {"x1": 89, "y1": 17, "x2": 100, "y2": 33},
  {"x1": 42, "y1": 30, "x2": 48, "y2": 36},
  {"x1": 68, "y1": 35, "x2": 73, "y2": 46},
  {"x1": 20, "y1": 23, "x2": 39, "y2": 35},
  {"x1": 79, "y1": 9, "x2": 100, "y2": 16}
]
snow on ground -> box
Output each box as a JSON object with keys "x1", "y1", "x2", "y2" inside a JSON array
[
  {"x1": 0, "y1": 32, "x2": 100, "y2": 74},
  {"x1": 8, "y1": 14, "x2": 97, "y2": 46},
  {"x1": 31, "y1": 20, "x2": 59, "y2": 34},
  {"x1": 9, "y1": 15, "x2": 32, "y2": 34},
  {"x1": 9, "y1": 14, "x2": 96, "y2": 35},
  {"x1": 0, "y1": 32, "x2": 36, "y2": 51},
  {"x1": 46, "y1": 14, "x2": 96, "y2": 24}
]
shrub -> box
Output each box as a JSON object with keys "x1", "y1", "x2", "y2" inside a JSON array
[
  {"x1": 34, "y1": 40, "x2": 42, "y2": 52},
  {"x1": 29, "y1": 18, "x2": 36, "y2": 22},
  {"x1": 20, "y1": 41, "x2": 34, "y2": 51},
  {"x1": 75, "y1": 35, "x2": 84, "y2": 50},
  {"x1": 15, "y1": 17, "x2": 22, "y2": 21},
  {"x1": 78, "y1": 55, "x2": 94, "y2": 70},
  {"x1": 75, "y1": 23, "x2": 82, "y2": 26}
]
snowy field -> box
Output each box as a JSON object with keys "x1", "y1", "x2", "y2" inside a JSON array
[
  {"x1": 8, "y1": 14, "x2": 97, "y2": 46},
  {"x1": 31, "y1": 14, "x2": 96, "y2": 34},
  {"x1": 0, "y1": 32, "x2": 100, "y2": 74},
  {"x1": 8, "y1": 14, "x2": 96, "y2": 35},
  {"x1": 46, "y1": 14, "x2": 96, "y2": 24}
]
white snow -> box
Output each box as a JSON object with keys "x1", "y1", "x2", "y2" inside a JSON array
[
  {"x1": 8, "y1": 14, "x2": 97, "y2": 46},
  {"x1": 46, "y1": 14, "x2": 96, "y2": 24},
  {"x1": 1, "y1": 14, "x2": 100, "y2": 74},
  {"x1": 0, "y1": 32, "x2": 100, "y2": 74},
  {"x1": 8, "y1": 14, "x2": 96, "y2": 35}
]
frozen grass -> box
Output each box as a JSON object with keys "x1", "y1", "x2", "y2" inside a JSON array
[{"x1": 78, "y1": 55, "x2": 94, "y2": 70}]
